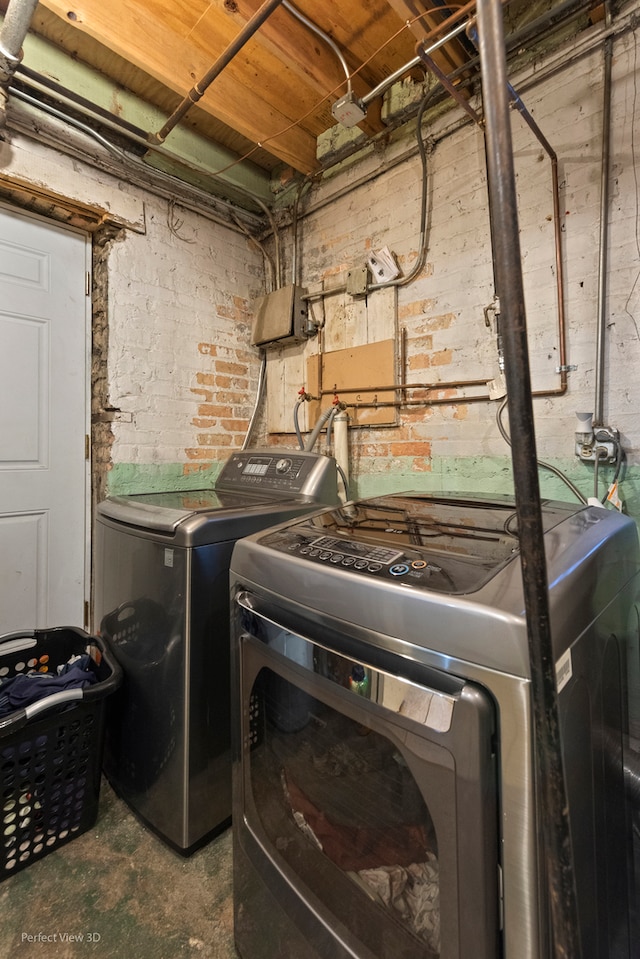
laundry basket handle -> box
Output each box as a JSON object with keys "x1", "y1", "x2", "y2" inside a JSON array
[
  {"x1": 0, "y1": 688, "x2": 84, "y2": 734},
  {"x1": 0, "y1": 630, "x2": 37, "y2": 650},
  {"x1": 0, "y1": 630, "x2": 122, "y2": 734}
]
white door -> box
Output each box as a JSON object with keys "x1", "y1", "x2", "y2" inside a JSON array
[{"x1": 0, "y1": 205, "x2": 89, "y2": 633}]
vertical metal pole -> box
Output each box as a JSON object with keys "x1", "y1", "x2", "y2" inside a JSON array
[
  {"x1": 595, "y1": 2, "x2": 614, "y2": 426},
  {"x1": 475, "y1": 2, "x2": 582, "y2": 958}
]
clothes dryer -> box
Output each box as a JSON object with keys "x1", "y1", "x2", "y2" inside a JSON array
[{"x1": 230, "y1": 491, "x2": 640, "y2": 959}]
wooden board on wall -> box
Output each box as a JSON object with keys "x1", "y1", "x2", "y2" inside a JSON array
[
  {"x1": 307, "y1": 339, "x2": 397, "y2": 427},
  {"x1": 265, "y1": 282, "x2": 397, "y2": 435}
]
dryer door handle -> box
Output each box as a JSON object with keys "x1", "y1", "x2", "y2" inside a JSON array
[{"x1": 235, "y1": 590, "x2": 456, "y2": 733}]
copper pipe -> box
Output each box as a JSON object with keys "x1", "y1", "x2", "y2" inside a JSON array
[
  {"x1": 338, "y1": 383, "x2": 568, "y2": 412},
  {"x1": 319, "y1": 377, "x2": 489, "y2": 396}
]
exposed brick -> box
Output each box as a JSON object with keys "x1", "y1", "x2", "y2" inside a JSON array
[
  {"x1": 220, "y1": 419, "x2": 249, "y2": 432},
  {"x1": 197, "y1": 433, "x2": 234, "y2": 446},
  {"x1": 215, "y1": 360, "x2": 249, "y2": 376},
  {"x1": 190, "y1": 387, "x2": 214, "y2": 403},
  {"x1": 195, "y1": 404, "x2": 232, "y2": 418},
  {"x1": 398, "y1": 299, "x2": 435, "y2": 320},
  {"x1": 431, "y1": 350, "x2": 453, "y2": 367},
  {"x1": 408, "y1": 353, "x2": 432, "y2": 369},
  {"x1": 390, "y1": 442, "x2": 432, "y2": 458}
]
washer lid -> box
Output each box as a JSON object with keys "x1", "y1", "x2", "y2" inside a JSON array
[
  {"x1": 256, "y1": 491, "x2": 583, "y2": 594},
  {"x1": 97, "y1": 488, "x2": 279, "y2": 534}
]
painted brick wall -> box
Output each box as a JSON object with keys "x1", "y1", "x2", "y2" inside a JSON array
[
  {"x1": 273, "y1": 24, "x2": 640, "y2": 520},
  {"x1": 104, "y1": 198, "x2": 265, "y2": 493},
  {"x1": 4, "y1": 17, "x2": 639, "y2": 525}
]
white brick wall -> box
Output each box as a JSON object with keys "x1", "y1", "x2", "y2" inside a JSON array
[
  {"x1": 283, "y1": 21, "x2": 640, "y2": 511},
  {"x1": 3, "y1": 14, "x2": 639, "y2": 514},
  {"x1": 106, "y1": 196, "x2": 264, "y2": 474}
]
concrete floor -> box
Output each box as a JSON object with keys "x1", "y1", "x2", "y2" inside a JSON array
[{"x1": 0, "y1": 778, "x2": 238, "y2": 959}]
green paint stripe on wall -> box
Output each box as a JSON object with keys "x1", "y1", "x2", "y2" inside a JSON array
[
  {"x1": 106, "y1": 462, "x2": 222, "y2": 497},
  {"x1": 105, "y1": 457, "x2": 640, "y2": 527},
  {"x1": 352, "y1": 456, "x2": 640, "y2": 526}
]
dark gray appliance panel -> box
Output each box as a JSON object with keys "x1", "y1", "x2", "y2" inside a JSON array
[
  {"x1": 232, "y1": 595, "x2": 499, "y2": 959},
  {"x1": 98, "y1": 522, "x2": 235, "y2": 850}
]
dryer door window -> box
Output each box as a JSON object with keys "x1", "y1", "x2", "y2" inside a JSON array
[
  {"x1": 252, "y1": 667, "x2": 441, "y2": 956},
  {"x1": 236, "y1": 604, "x2": 499, "y2": 959}
]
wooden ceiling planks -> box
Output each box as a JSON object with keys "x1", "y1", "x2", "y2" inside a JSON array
[
  {"x1": 28, "y1": 1, "x2": 512, "y2": 176},
  {"x1": 38, "y1": 0, "x2": 322, "y2": 172}
]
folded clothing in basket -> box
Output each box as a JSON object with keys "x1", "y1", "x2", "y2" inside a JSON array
[{"x1": 0, "y1": 654, "x2": 98, "y2": 717}]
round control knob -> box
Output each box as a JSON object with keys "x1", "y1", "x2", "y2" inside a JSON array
[{"x1": 276, "y1": 457, "x2": 292, "y2": 474}]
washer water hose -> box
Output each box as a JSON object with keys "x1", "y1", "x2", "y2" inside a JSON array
[{"x1": 496, "y1": 398, "x2": 587, "y2": 505}]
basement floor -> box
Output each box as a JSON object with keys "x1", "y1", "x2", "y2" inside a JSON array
[{"x1": 0, "y1": 779, "x2": 238, "y2": 959}]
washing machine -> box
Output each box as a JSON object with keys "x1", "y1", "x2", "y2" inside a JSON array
[
  {"x1": 94, "y1": 448, "x2": 339, "y2": 854},
  {"x1": 229, "y1": 491, "x2": 640, "y2": 959}
]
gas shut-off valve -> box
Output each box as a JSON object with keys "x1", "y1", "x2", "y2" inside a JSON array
[{"x1": 574, "y1": 412, "x2": 620, "y2": 464}]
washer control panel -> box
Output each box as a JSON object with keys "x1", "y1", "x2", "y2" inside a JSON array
[
  {"x1": 261, "y1": 528, "x2": 445, "y2": 587},
  {"x1": 215, "y1": 449, "x2": 338, "y2": 502}
]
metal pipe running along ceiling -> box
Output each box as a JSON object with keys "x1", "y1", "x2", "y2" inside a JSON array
[{"x1": 149, "y1": 0, "x2": 286, "y2": 146}]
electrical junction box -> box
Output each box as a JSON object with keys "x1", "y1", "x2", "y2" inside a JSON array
[
  {"x1": 331, "y1": 93, "x2": 367, "y2": 128},
  {"x1": 251, "y1": 284, "x2": 309, "y2": 348}
]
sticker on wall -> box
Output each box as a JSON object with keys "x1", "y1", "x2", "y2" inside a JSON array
[{"x1": 555, "y1": 648, "x2": 573, "y2": 693}]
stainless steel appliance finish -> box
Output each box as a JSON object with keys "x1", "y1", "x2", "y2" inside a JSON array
[
  {"x1": 230, "y1": 492, "x2": 640, "y2": 959},
  {"x1": 94, "y1": 449, "x2": 339, "y2": 854}
]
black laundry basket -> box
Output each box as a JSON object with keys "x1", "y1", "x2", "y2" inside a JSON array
[{"x1": 0, "y1": 627, "x2": 122, "y2": 880}]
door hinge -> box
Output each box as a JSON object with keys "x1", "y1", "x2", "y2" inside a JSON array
[
  {"x1": 86, "y1": 272, "x2": 91, "y2": 296},
  {"x1": 85, "y1": 434, "x2": 90, "y2": 460},
  {"x1": 84, "y1": 601, "x2": 90, "y2": 630}
]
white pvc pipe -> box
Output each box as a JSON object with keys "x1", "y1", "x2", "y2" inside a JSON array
[{"x1": 333, "y1": 411, "x2": 349, "y2": 502}]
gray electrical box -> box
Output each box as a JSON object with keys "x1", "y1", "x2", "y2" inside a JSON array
[{"x1": 251, "y1": 285, "x2": 309, "y2": 348}]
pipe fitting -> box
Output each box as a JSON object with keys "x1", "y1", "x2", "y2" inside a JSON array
[{"x1": 0, "y1": 43, "x2": 21, "y2": 85}]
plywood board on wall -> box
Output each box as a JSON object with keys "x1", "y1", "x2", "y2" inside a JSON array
[
  {"x1": 307, "y1": 339, "x2": 397, "y2": 427},
  {"x1": 265, "y1": 339, "x2": 318, "y2": 435},
  {"x1": 265, "y1": 282, "x2": 397, "y2": 435}
]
